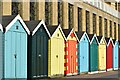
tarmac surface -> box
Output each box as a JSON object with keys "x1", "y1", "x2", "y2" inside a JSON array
[{"x1": 64, "y1": 71, "x2": 119, "y2": 78}]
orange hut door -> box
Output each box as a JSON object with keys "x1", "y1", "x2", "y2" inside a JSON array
[{"x1": 69, "y1": 40, "x2": 77, "y2": 74}]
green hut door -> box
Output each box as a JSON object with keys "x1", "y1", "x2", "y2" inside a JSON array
[
  {"x1": 90, "y1": 39, "x2": 98, "y2": 71},
  {"x1": 36, "y1": 35, "x2": 48, "y2": 77}
]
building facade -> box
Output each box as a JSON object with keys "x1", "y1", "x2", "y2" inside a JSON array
[{"x1": 1, "y1": 0, "x2": 120, "y2": 40}]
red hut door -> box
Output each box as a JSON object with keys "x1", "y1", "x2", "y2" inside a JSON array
[
  {"x1": 107, "y1": 41, "x2": 113, "y2": 70},
  {"x1": 68, "y1": 40, "x2": 77, "y2": 74}
]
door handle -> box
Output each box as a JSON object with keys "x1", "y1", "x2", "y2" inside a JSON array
[
  {"x1": 14, "y1": 54, "x2": 17, "y2": 59},
  {"x1": 38, "y1": 54, "x2": 41, "y2": 57},
  {"x1": 56, "y1": 55, "x2": 58, "y2": 58},
  {"x1": 83, "y1": 56, "x2": 84, "y2": 59}
]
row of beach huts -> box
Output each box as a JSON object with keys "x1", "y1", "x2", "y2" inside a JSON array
[{"x1": 0, "y1": 14, "x2": 120, "y2": 79}]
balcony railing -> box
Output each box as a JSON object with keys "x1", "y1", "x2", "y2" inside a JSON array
[{"x1": 82, "y1": 0, "x2": 120, "y2": 19}]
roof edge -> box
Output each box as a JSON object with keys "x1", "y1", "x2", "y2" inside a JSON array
[{"x1": 5, "y1": 14, "x2": 30, "y2": 35}]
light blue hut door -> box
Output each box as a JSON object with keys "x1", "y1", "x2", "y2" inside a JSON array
[
  {"x1": 79, "y1": 36, "x2": 89, "y2": 73},
  {"x1": 12, "y1": 32, "x2": 16, "y2": 78},
  {"x1": 113, "y1": 42, "x2": 118, "y2": 69},
  {"x1": 16, "y1": 32, "x2": 27, "y2": 78},
  {"x1": 4, "y1": 21, "x2": 27, "y2": 78},
  {"x1": 11, "y1": 31, "x2": 27, "y2": 78}
]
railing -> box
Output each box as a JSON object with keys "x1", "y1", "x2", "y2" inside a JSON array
[{"x1": 82, "y1": 0, "x2": 120, "y2": 18}]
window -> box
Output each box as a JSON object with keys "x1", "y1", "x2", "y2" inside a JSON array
[
  {"x1": 118, "y1": 3, "x2": 120, "y2": 12},
  {"x1": 68, "y1": 3, "x2": 73, "y2": 29},
  {"x1": 86, "y1": 11, "x2": 90, "y2": 33},
  {"x1": 110, "y1": 21, "x2": 112, "y2": 37},
  {"x1": 115, "y1": 2, "x2": 118, "y2": 10},
  {"x1": 12, "y1": 2, "x2": 20, "y2": 15},
  {"x1": 93, "y1": 13, "x2": 96, "y2": 34},
  {"x1": 99, "y1": 16, "x2": 102, "y2": 36},
  {"x1": 16, "y1": 26, "x2": 19, "y2": 30},
  {"x1": 45, "y1": 1, "x2": 52, "y2": 25},
  {"x1": 104, "y1": 18, "x2": 107, "y2": 37},
  {"x1": 58, "y1": 0, "x2": 63, "y2": 26},
  {"x1": 30, "y1": 2, "x2": 37, "y2": 20},
  {"x1": 114, "y1": 22, "x2": 116, "y2": 39},
  {"x1": 78, "y1": 8, "x2": 82, "y2": 32},
  {"x1": 106, "y1": 2, "x2": 111, "y2": 5}
]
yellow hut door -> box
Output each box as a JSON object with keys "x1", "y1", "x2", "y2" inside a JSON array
[
  {"x1": 101, "y1": 44, "x2": 105, "y2": 70},
  {"x1": 54, "y1": 38, "x2": 59, "y2": 75},
  {"x1": 58, "y1": 38, "x2": 64, "y2": 75},
  {"x1": 99, "y1": 41, "x2": 106, "y2": 70},
  {"x1": 103, "y1": 45, "x2": 106, "y2": 70},
  {"x1": 53, "y1": 37, "x2": 64, "y2": 75}
]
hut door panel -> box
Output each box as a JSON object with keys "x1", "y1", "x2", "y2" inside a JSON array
[
  {"x1": 83, "y1": 41, "x2": 89, "y2": 72},
  {"x1": 42, "y1": 36, "x2": 48, "y2": 76},
  {"x1": 107, "y1": 45, "x2": 112, "y2": 69},
  {"x1": 103, "y1": 46, "x2": 106, "y2": 69},
  {"x1": 19, "y1": 32, "x2": 27, "y2": 78},
  {"x1": 99, "y1": 46, "x2": 103, "y2": 69},
  {"x1": 80, "y1": 42, "x2": 85, "y2": 72},
  {"x1": 114, "y1": 46, "x2": 118, "y2": 68},
  {"x1": 16, "y1": 32, "x2": 27, "y2": 78},
  {"x1": 91, "y1": 43, "x2": 98, "y2": 71},
  {"x1": 31, "y1": 35, "x2": 37, "y2": 77},
  {"x1": 11, "y1": 32, "x2": 16, "y2": 78},
  {"x1": 6, "y1": 32, "x2": 27, "y2": 78},
  {"x1": 116, "y1": 46, "x2": 118, "y2": 68},
  {"x1": 52, "y1": 38, "x2": 59, "y2": 75},
  {"x1": 106, "y1": 47, "x2": 109, "y2": 69},
  {"x1": 94, "y1": 44, "x2": 98, "y2": 70},
  {"x1": 36, "y1": 35, "x2": 48, "y2": 76},
  {"x1": 90, "y1": 45, "x2": 95, "y2": 71},
  {"x1": 6, "y1": 31, "x2": 16, "y2": 78},
  {"x1": 72, "y1": 41, "x2": 77, "y2": 73},
  {"x1": 99, "y1": 45, "x2": 105, "y2": 70},
  {"x1": 36, "y1": 36, "x2": 40, "y2": 76},
  {"x1": 40, "y1": 36, "x2": 48, "y2": 76},
  {"x1": 16, "y1": 32, "x2": 21, "y2": 78},
  {"x1": 119, "y1": 48, "x2": 120, "y2": 68},
  {"x1": 58, "y1": 38, "x2": 64, "y2": 74},
  {"x1": 113, "y1": 47, "x2": 116, "y2": 68},
  {"x1": 69, "y1": 40, "x2": 73, "y2": 73},
  {"x1": 69, "y1": 40, "x2": 76, "y2": 73}
]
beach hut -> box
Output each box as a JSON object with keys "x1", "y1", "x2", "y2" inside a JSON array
[
  {"x1": 97, "y1": 36, "x2": 106, "y2": 72},
  {"x1": 113, "y1": 39, "x2": 119, "y2": 70},
  {"x1": 105, "y1": 38, "x2": 113, "y2": 71},
  {"x1": 76, "y1": 31, "x2": 90, "y2": 74},
  {"x1": 119, "y1": 41, "x2": 120, "y2": 69},
  {"x1": 0, "y1": 24, "x2": 4, "y2": 80},
  {"x1": 25, "y1": 20, "x2": 50, "y2": 78},
  {"x1": 63, "y1": 29, "x2": 78, "y2": 76},
  {"x1": 2, "y1": 15, "x2": 30, "y2": 78},
  {"x1": 88, "y1": 34, "x2": 99, "y2": 74},
  {"x1": 47, "y1": 25, "x2": 65, "y2": 77}
]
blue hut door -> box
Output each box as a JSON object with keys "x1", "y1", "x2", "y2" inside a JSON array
[
  {"x1": 15, "y1": 32, "x2": 27, "y2": 78},
  {"x1": 79, "y1": 37, "x2": 89, "y2": 73},
  {"x1": 4, "y1": 21, "x2": 27, "y2": 78},
  {"x1": 7, "y1": 32, "x2": 27, "y2": 78},
  {"x1": 113, "y1": 44, "x2": 118, "y2": 69},
  {"x1": 83, "y1": 41, "x2": 89, "y2": 72}
]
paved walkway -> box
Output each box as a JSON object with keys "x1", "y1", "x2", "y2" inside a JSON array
[{"x1": 64, "y1": 71, "x2": 119, "y2": 78}]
